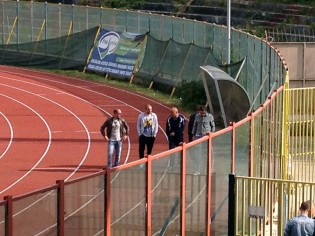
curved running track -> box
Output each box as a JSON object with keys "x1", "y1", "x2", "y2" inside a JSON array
[{"x1": 0, "y1": 65, "x2": 189, "y2": 198}]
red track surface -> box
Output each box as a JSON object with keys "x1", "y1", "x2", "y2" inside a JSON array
[{"x1": 0, "y1": 65, "x2": 189, "y2": 199}]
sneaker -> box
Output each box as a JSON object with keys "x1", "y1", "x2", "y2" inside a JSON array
[
  {"x1": 193, "y1": 171, "x2": 200, "y2": 176},
  {"x1": 139, "y1": 163, "x2": 145, "y2": 169}
]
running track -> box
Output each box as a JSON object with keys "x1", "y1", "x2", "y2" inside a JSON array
[{"x1": 0, "y1": 65, "x2": 189, "y2": 198}]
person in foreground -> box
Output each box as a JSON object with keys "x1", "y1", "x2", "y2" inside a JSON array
[
  {"x1": 100, "y1": 109, "x2": 129, "y2": 168},
  {"x1": 284, "y1": 200, "x2": 315, "y2": 236}
]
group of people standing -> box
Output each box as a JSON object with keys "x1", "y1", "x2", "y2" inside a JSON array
[{"x1": 100, "y1": 104, "x2": 215, "y2": 168}]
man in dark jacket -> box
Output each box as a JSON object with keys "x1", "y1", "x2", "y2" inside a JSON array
[
  {"x1": 100, "y1": 109, "x2": 129, "y2": 168},
  {"x1": 165, "y1": 107, "x2": 185, "y2": 169}
]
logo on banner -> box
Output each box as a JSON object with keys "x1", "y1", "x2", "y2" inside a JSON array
[{"x1": 97, "y1": 31, "x2": 120, "y2": 59}]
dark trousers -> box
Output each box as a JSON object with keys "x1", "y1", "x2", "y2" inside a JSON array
[
  {"x1": 139, "y1": 135, "x2": 156, "y2": 159},
  {"x1": 168, "y1": 136, "x2": 183, "y2": 150},
  {"x1": 188, "y1": 134, "x2": 193, "y2": 142}
]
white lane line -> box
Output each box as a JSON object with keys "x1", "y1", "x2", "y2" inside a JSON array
[
  {"x1": 0, "y1": 68, "x2": 169, "y2": 139},
  {"x1": 0, "y1": 74, "x2": 134, "y2": 163},
  {"x1": 0, "y1": 80, "x2": 91, "y2": 182},
  {"x1": 0, "y1": 111, "x2": 14, "y2": 160},
  {"x1": 0, "y1": 93, "x2": 52, "y2": 195}
]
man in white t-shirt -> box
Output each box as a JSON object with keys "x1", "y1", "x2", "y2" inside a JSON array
[{"x1": 100, "y1": 109, "x2": 129, "y2": 168}]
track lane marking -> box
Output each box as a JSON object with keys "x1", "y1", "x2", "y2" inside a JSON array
[
  {"x1": 0, "y1": 111, "x2": 14, "y2": 160},
  {"x1": 0, "y1": 81, "x2": 90, "y2": 190},
  {"x1": 0, "y1": 93, "x2": 52, "y2": 195}
]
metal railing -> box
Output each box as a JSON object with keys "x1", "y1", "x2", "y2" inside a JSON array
[{"x1": 231, "y1": 175, "x2": 315, "y2": 236}]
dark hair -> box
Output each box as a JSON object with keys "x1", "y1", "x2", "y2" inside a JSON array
[
  {"x1": 300, "y1": 201, "x2": 311, "y2": 211},
  {"x1": 195, "y1": 104, "x2": 201, "y2": 110},
  {"x1": 199, "y1": 105, "x2": 206, "y2": 111}
]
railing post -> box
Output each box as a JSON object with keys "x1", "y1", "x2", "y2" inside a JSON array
[
  {"x1": 231, "y1": 122, "x2": 236, "y2": 174},
  {"x1": 180, "y1": 142, "x2": 187, "y2": 236},
  {"x1": 56, "y1": 180, "x2": 65, "y2": 236},
  {"x1": 4, "y1": 195, "x2": 13, "y2": 236},
  {"x1": 281, "y1": 72, "x2": 290, "y2": 180},
  {"x1": 15, "y1": 0, "x2": 20, "y2": 44},
  {"x1": 146, "y1": 155, "x2": 152, "y2": 236},
  {"x1": 249, "y1": 112, "x2": 254, "y2": 177},
  {"x1": 206, "y1": 134, "x2": 212, "y2": 235},
  {"x1": 228, "y1": 174, "x2": 236, "y2": 236},
  {"x1": 105, "y1": 167, "x2": 111, "y2": 236}
]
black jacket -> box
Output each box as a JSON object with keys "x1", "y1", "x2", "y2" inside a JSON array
[{"x1": 166, "y1": 114, "x2": 185, "y2": 140}]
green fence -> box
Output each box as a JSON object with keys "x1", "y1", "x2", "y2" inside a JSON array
[{"x1": 0, "y1": 1, "x2": 285, "y2": 110}]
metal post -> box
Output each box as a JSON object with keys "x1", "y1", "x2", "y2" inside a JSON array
[
  {"x1": 16, "y1": 0, "x2": 19, "y2": 45},
  {"x1": 45, "y1": 2, "x2": 47, "y2": 41},
  {"x1": 56, "y1": 180, "x2": 65, "y2": 236},
  {"x1": 227, "y1": 0, "x2": 231, "y2": 64},
  {"x1": 4, "y1": 195, "x2": 13, "y2": 236},
  {"x1": 228, "y1": 174, "x2": 235, "y2": 236},
  {"x1": 31, "y1": 1, "x2": 34, "y2": 42},
  {"x1": 146, "y1": 155, "x2": 152, "y2": 236}
]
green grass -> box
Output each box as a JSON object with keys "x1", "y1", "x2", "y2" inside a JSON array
[{"x1": 49, "y1": 69, "x2": 190, "y2": 113}]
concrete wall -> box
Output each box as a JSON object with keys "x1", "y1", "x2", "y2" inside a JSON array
[{"x1": 273, "y1": 42, "x2": 315, "y2": 88}]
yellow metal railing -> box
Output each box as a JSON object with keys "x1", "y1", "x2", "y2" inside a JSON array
[
  {"x1": 281, "y1": 72, "x2": 290, "y2": 179},
  {"x1": 234, "y1": 176, "x2": 315, "y2": 236},
  {"x1": 284, "y1": 87, "x2": 315, "y2": 182}
]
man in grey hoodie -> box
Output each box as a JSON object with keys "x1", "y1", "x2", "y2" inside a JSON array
[
  {"x1": 191, "y1": 105, "x2": 215, "y2": 175},
  {"x1": 192, "y1": 105, "x2": 215, "y2": 139}
]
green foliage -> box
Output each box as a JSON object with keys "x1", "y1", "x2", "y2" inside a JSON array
[
  {"x1": 176, "y1": 81, "x2": 207, "y2": 111},
  {"x1": 47, "y1": 69, "x2": 187, "y2": 111}
]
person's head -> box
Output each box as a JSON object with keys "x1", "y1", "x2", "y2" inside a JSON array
[
  {"x1": 113, "y1": 109, "x2": 122, "y2": 118},
  {"x1": 195, "y1": 104, "x2": 201, "y2": 112},
  {"x1": 170, "y1": 107, "x2": 179, "y2": 118},
  {"x1": 145, "y1": 104, "x2": 152, "y2": 115},
  {"x1": 299, "y1": 201, "x2": 312, "y2": 215},
  {"x1": 304, "y1": 200, "x2": 315, "y2": 217},
  {"x1": 198, "y1": 105, "x2": 207, "y2": 116}
]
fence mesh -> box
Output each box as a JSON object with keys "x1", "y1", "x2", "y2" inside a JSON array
[{"x1": 0, "y1": 27, "x2": 98, "y2": 69}]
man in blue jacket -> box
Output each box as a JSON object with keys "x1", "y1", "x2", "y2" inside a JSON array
[{"x1": 284, "y1": 201, "x2": 315, "y2": 236}]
